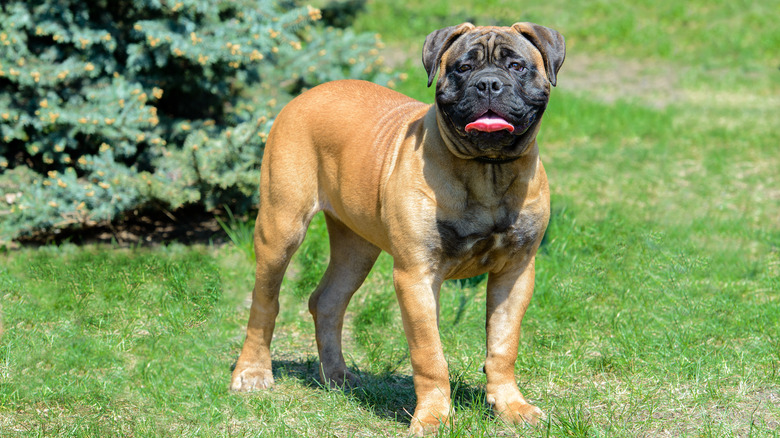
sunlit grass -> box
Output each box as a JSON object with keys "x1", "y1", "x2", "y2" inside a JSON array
[{"x1": 1, "y1": 0, "x2": 779, "y2": 436}]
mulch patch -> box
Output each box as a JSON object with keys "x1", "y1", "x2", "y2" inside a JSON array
[{"x1": 14, "y1": 205, "x2": 240, "y2": 248}]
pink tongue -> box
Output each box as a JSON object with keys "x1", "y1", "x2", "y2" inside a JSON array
[{"x1": 465, "y1": 115, "x2": 515, "y2": 133}]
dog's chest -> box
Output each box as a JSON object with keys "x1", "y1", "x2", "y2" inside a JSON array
[{"x1": 435, "y1": 202, "x2": 543, "y2": 275}]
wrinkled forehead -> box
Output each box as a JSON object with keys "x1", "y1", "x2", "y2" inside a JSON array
[{"x1": 445, "y1": 27, "x2": 544, "y2": 66}]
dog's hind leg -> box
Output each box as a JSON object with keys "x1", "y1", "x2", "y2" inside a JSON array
[
  {"x1": 308, "y1": 213, "x2": 381, "y2": 388},
  {"x1": 230, "y1": 208, "x2": 315, "y2": 391},
  {"x1": 231, "y1": 143, "x2": 320, "y2": 392}
]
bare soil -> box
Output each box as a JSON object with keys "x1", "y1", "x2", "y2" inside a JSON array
[{"x1": 15, "y1": 205, "x2": 233, "y2": 248}]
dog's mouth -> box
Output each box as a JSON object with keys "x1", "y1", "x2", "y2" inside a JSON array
[
  {"x1": 465, "y1": 111, "x2": 515, "y2": 133},
  {"x1": 464, "y1": 111, "x2": 537, "y2": 135}
]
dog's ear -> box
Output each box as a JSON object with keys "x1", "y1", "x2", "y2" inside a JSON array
[
  {"x1": 422, "y1": 23, "x2": 475, "y2": 87},
  {"x1": 512, "y1": 22, "x2": 566, "y2": 86}
]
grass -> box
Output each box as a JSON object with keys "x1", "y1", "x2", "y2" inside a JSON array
[{"x1": 2, "y1": 0, "x2": 779, "y2": 436}]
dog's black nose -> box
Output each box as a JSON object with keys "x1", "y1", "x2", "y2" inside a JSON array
[{"x1": 475, "y1": 76, "x2": 504, "y2": 95}]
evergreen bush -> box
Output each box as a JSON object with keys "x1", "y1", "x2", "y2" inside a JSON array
[{"x1": 0, "y1": 0, "x2": 399, "y2": 245}]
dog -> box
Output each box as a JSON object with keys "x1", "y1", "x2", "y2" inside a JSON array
[{"x1": 231, "y1": 22, "x2": 565, "y2": 436}]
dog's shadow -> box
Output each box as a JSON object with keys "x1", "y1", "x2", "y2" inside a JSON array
[{"x1": 266, "y1": 358, "x2": 492, "y2": 426}]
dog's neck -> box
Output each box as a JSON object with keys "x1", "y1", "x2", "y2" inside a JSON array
[
  {"x1": 472, "y1": 156, "x2": 522, "y2": 165},
  {"x1": 420, "y1": 107, "x2": 542, "y2": 207}
]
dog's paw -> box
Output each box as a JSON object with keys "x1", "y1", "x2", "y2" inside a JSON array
[
  {"x1": 321, "y1": 368, "x2": 361, "y2": 389},
  {"x1": 408, "y1": 413, "x2": 449, "y2": 437},
  {"x1": 490, "y1": 398, "x2": 545, "y2": 426},
  {"x1": 408, "y1": 401, "x2": 451, "y2": 436},
  {"x1": 230, "y1": 366, "x2": 274, "y2": 392}
]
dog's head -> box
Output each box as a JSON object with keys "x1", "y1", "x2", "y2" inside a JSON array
[{"x1": 423, "y1": 23, "x2": 565, "y2": 162}]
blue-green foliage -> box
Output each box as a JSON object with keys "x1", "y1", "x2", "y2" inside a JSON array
[{"x1": 0, "y1": 0, "x2": 398, "y2": 243}]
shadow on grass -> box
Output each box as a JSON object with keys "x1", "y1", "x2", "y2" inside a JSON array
[{"x1": 268, "y1": 358, "x2": 493, "y2": 426}]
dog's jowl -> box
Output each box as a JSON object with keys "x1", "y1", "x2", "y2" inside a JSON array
[{"x1": 231, "y1": 22, "x2": 565, "y2": 436}]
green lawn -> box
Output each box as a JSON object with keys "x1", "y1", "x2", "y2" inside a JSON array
[{"x1": 2, "y1": 0, "x2": 779, "y2": 436}]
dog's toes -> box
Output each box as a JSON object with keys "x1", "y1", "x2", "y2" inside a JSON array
[
  {"x1": 408, "y1": 413, "x2": 449, "y2": 437},
  {"x1": 322, "y1": 369, "x2": 361, "y2": 389},
  {"x1": 407, "y1": 401, "x2": 451, "y2": 436},
  {"x1": 408, "y1": 421, "x2": 432, "y2": 437},
  {"x1": 230, "y1": 366, "x2": 275, "y2": 392},
  {"x1": 496, "y1": 400, "x2": 545, "y2": 426},
  {"x1": 342, "y1": 370, "x2": 362, "y2": 388}
]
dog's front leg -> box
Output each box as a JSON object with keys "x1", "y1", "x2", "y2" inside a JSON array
[
  {"x1": 393, "y1": 265, "x2": 451, "y2": 436},
  {"x1": 484, "y1": 257, "x2": 545, "y2": 426}
]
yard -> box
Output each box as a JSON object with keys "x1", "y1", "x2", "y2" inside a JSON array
[{"x1": 1, "y1": 0, "x2": 778, "y2": 436}]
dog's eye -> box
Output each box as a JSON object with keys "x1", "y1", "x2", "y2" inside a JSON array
[
  {"x1": 508, "y1": 62, "x2": 525, "y2": 72},
  {"x1": 457, "y1": 64, "x2": 472, "y2": 73}
]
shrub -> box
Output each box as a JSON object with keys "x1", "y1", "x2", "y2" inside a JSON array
[{"x1": 0, "y1": 0, "x2": 399, "y2": 244}]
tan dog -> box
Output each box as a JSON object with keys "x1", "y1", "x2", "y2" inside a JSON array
[{"x1": 231, "y1": 22, "x2": 565, "y2": 435}]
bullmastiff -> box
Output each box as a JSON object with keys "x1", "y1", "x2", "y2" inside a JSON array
[{"x1": 231, "y1": 22, "x2": 565, "y2": 435}]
